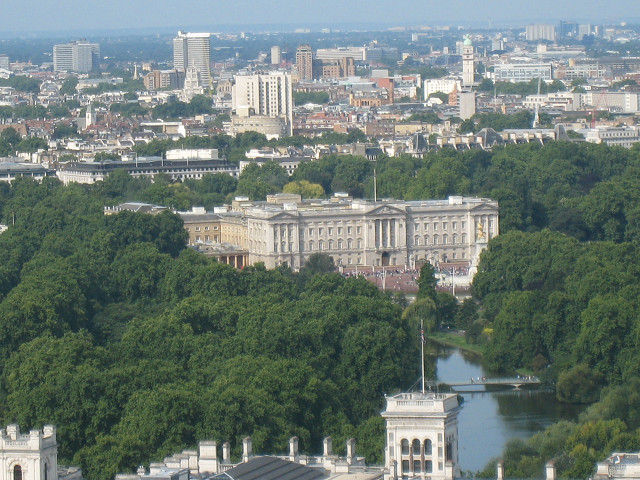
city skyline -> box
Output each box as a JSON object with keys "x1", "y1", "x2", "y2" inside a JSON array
[{"x1": 1, "y1": 0, "x2": 639, "y2": 35}]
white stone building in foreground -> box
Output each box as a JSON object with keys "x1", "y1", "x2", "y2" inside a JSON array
[{"x1": 230, "y1": 194, "x2": 498, "y2": 271}]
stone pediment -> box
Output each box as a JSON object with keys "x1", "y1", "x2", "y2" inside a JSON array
[
  {"x1": 268, "y1": 211, "x2": 299, "y2": 221},
  {"x1": 367, "y1": 205, "x2": 405, "y2": 217}
]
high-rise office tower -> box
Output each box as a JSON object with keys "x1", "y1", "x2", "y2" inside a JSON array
[
  {"x1": 296, "y1": 44, "x2": 313, "y2": 81},
  {"x1": 0, "y1": 55, "x2": 9, "y2": 70},
  {"x1": 53, "y1": 41, "x2": 100, "y2": 73},
  {"x1": 462, "y1": 36, "x2": 474, "y2": 87},
  {"x1": 525, "y1": 24, "x2": 557, "y2": 42},
  {"x1": 271, "y1": 46, "x2": 281, "y2": 65},
  {"x1": 173, "y1": 31, "x2": 211, "y2": 87},
  {"x1": 232, "y1": 72, "x2": 293, "y2": 134}
]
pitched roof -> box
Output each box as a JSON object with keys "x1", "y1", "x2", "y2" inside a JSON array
[{"x1": 213, "y1": 456, "x2": 327, "y2": 480}]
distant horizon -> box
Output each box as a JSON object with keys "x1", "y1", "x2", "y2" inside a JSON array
[{"x1": 1, "y1": 0, "x2": 639, "y2": 38}]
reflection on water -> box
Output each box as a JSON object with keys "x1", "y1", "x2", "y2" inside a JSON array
[{"x1": 432, "y1": 345, "x2": 583, "y2": 473}]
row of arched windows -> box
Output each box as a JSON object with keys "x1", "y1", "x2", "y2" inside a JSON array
[{"x1": 400, "y1": 438, "x2": 432, "y2": 456}]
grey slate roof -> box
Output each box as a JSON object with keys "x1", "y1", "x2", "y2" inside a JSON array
[{"x1": 212, "y1": 456, "x2": 327, "y2": 480}]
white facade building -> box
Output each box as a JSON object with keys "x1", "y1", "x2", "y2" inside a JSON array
[
  {"x1": 580, "y1": 126, "x2": 640, "y2": 148},
  {"x1": 232, "y1": 73, "x2": 293, "y2": 135},
  {"x1": 0, "y1": 425, "x2": 58, "y2": 480},
  {"x1": 270, "y1": 46, "x2": 281, "y2": 65},
  {"x1": 423, "y1": 79, "x2": 460, "y2": 100},
  {"x1": 173, "y1": 32, "x2": 211, "y2": 87},
  {"x1": 315, "y1": 47, "x2": 367, "y2": 62},
  {"x1": 493, "y1": 63, "x2": 552, "y2": 82},
  {"x1": 525, "y1": 24, "x2": 557, "y2": 42},
  {"x1": 232, "y1": 194, "x2": 498, "y2": 270},
  {"x1": 382, "y1": 393, "x2": 460, "y2": 480},
  {"x1": 53, "y1": 42, "x2": 99, "y2": 73}
]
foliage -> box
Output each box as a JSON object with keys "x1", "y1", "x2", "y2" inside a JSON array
[
  {"x1": 60, "y1": 77, "x2": 79, "y2": 95},
  {"x1": 0, "y1": 178, "x2": 418, "y2": 480},
  {"x1": 0, "y1": 75, "x2": 42, "y2": 93},
  {"x1": 283, "y1": 180, "x2": 324, "y2": 198},
  {"x1": 293, "y1": 91, "x2": 330, "y2": 105}
]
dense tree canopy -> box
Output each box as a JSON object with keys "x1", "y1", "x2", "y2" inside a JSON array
[{"x1": 0, "y1": 177, "x2": 418, "y2": 480}]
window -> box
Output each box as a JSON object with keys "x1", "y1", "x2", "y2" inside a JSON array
[
  {"x1": 414, "y1": 235, "x2": 420, "y2": 246},
  {"x1": 205, "y1": 226, "x2": 210, "y2": 231},
  {"x1": 328, "y1": 227, "x2": 333, "y2": 235},
  {"x1": 319, "y1": 240, "x2": 324, "y2": 250},
  {"x1": 357, "y1": 239, "x2": 362, "y2": 248},
  {"x1": 196, "y1": 236, "x2": 201, "y2": 242},
  {"x1": 337, "y1": 227, "x2": 342, "y2": 235},
  {"x1": 443, "y1": 222, "x2": 448, "y2": 230},
  {"x1": 438, "y1": 462, "x2": 443, "y2": 471},
  {"x1": 433, "y1": 223, "x2": 438, "y2": 230},
  {"x1": 328, "y1": 240, "x2": 334, "y2": 250},
  {"x1": 453, "y1": 234, "x2": 457, "y2": 244},
  {"x1": 338, "y1": 239, "x2": 343, "y2": 249},
  {"x1": 401, "y1": 439, "x2": 410, "y2": 455},
  {"x1": 402, "y1": 460, "x2": 410, "y2": 474},
  {"x1": 424, "y1": 235, "x2": 429, "y2": 245},
  {"x1": 347, "y1": 238, "x2": 353, "y2": 249},
  {"x1": 347, "y1": 226, "x2": 353, "y2": 234},
  {"x1": 413, "y1": 460, "x2": 421, "y2": 473},
  {"x1": 443, "y1": 234, "x2": 448, "y2": 244},
  {"x1": 414, "y1": 223, "x2": 419, "y2": 231},
  {"x1": 461, "y1": 234, "x2": 467, "y2": 243},
  {"x1": 357, "y1": 226, "x2": 362, "y2": 234},
  {"x1": 461, "y1": 221, "x2": 465, "y2": 229},
  {"x1": 424, "y1": 439, "x2": 432, "y2": 455},
  {"x1": 452, "y1": 222, "x2": 457, "y2": 230},
  {"x1": 434, "y1": 234, "x2": 439, "y2": 245},
  {"x1": 309, "y1": 240, "x2": 314, "y2": 250},
  {"x1": 205, "y1": 235, "x2": 210, "y2": 241},
  {"x1": 14, "y1": 466, "x2": 22, "y2": 480},
  {"x1": 425, "y1": 460, "x2": 433, "y2": 473},
  {"x1": 309, "y1": 228, "x2": 314, "y2": 236},
  {"x1": 424, "y1": 223, "x2": 428, "y2": 230},
  {"x1": 318, "y1": 228, "x2": 323, "y2": 235},
  {"x1": 195, "y1": 226, "x2": 201, "y2": 231},
  {"x1": 412, "y1": 439, "x2": 421, "y2": 455}
]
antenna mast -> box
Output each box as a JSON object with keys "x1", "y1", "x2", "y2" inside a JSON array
[
  {"x1": 420, "y1": 318, "x2": 425, "y2": 394},
  {"x1": 373, "y1": 164, "x2": 377, "y2": 202}
]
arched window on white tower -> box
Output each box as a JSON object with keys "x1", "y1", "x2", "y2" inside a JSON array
[
  {"x1": 424, "y1": 439, "x2": 432, "y2": 455},
  {"x1": 412, "y1": 439, "x2": 421, "y2": 455},
  {"x1": 401, "y1": 439, "x2": 409, "y2": 455},
  {"x1": 14, "y1": 465, "x2": 22, "y2": 480}
]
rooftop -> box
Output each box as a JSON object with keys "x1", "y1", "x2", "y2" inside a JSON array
[{"x1": 211, "y1": 456, "x2": 327, "y2": 480}]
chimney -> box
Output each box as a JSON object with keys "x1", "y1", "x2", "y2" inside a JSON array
[
  {"x1": 222, "y1": 442, "x2": 231, "y2": 463},
  {"x1": 242, "y1": 437, "x2": 252, "y2": 463},
  {"x1": 323, "y1": 437, "x2": 333, "y2": 457},
  {"x1": 346, "y1": 438, "x2": 356, "y2": 465},
  {"x1": 198, "y1": 441, "x2": 218, "y2": 474},
  {"x1": 136, "y1": 466, "x2": 145, "y2": 476},
  {"x1": 289, "y1": 437, "x2": 299, "y2": 462},
  {"x1": 546, "y1": 461, "x2": 556, "y2": 480},
  {"x1": 497, "y1": 461, "x2": 504, "y2": 480}
]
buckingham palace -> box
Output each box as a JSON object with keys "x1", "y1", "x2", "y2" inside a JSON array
[{"x1": 214, "y1": 193, "x2": 499, "y2": 271}]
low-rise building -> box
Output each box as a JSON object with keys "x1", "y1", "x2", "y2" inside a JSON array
[
  {"x1": 580, "y1": 125, "x2": 640, "y2": 148},
  {"x1": 0, "y1": 162, "x2": 56, "y2": 183},
  {"x1": 57, "y1": 157, "x2": 238, "y2": 185}
]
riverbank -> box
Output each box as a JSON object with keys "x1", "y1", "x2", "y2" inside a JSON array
[{"x1": 428, "y1": 331, "x2": 483, "y2": 355}]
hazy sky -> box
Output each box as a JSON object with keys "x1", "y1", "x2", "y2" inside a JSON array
[{"x1": 1, "y1": 0, "x2": 639, "y2": 34}]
